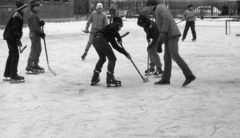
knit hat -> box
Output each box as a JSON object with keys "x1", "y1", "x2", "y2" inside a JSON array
[
  {"x1": 30, "y1": 0, "x2": 40, "y2": 7},
  {"x1": 187, "y1": 4, "x2": 193, "y2": 9},
  {"x1": 16, "y1": 0, "x2": 27, "y2": 11},
  {"x1": 113, "y1": 17, "x2": 123, "y2": 27},
  {"x1": 137, "y1": 14, "x2": 149, "y2": 27},
  {"x1": 96, "y1": 3, "x2": 103, "y2": 9},
  {"x1": 146, "y1": 0, "x2": 158, "y2": 6}
]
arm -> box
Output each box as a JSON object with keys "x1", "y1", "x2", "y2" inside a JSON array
[
  {"x1": 28, "y1": 15, "x2": 42, "y2": 34},
  {"x1": 109, "y1": 23, "x2": 122, "y2": 42},
  {"x1": 12, "y1": 16, "x2": 22, "y2": 40},
  {"x1": 103, "y1": 14, "x2": 108, "y2": 26},
  {"x1": 86, "y1": 13, "x2": 93, "y2": 30},
  {"x1": 148, "y1": 24, "x2": 159, "y2": 49},
  {"x1": 110, "y1": 39, "x2": 128, "y2": 56}
]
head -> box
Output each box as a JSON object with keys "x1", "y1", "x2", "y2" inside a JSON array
[
  {"x1": 16, "y1": 0, "x2": 28, "y2": 14},
  {"x1": 30, "y1": 0, "x2": 40, "y2": 13},
  {"x1": 137, "y1": 14, "x2": 149, "y2": 27},
  {"x1": 113, "y1": 17, "x2": 123, "y2": 31},
  {"x1": 96, "y1": 3, "x2": 103, "y2": 13},
  {"x1": 187, "y1": 4, "x2": 194, "y2": 10},
  {"x1": 142, "y1": 0, "x2": 158, "y2": 15},
  {"x1": 113, "y1": 0, "x2": 116, "y2": 4}
]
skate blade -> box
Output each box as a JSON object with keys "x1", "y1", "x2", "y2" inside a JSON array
[
  {"x1": 107, "y1": 83, "x2": 121, "y2": 87},
  {"x1": 10, "y1": 79, "x2": 25, "y2": 83},
  {"x1": 38, "y1": 70, "x2": 45, "y2": 73},
  {"x1": 154, "y1": 75, "x2": 162, "y2": 78},
  {"x1": 26, "y1": 71, "x2": 39, "y2": 75},
  {"x1": 3, "y1": 78, "x2": 11, "y2": 81}
]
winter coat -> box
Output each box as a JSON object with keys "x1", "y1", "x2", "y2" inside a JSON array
[
  {"x1": 155, "y1": 4, "x2": 181, "y2": 39},
  {"x1": 28, "y1": 11, "x2": 43, "y2": 35},
  {"x1": 183, "y1": 9, "x2": 196, "y2": 21},
  {"x1": 143, "y1": 20, "x2": 159, "y2": 49},
  {"x1": 3, "y1": 11, "x2": 23, "y2": 40},
  {"x1": 86, "y1": 11, "x2": 108, "y2": 30},
  {"x1": 95, "y1": 23, "x2": 127, "y2": 56}
]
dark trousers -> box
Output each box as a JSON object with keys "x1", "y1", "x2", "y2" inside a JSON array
[
  {"x1": 182, "y1": 21, "x2": 196, "y2": 40},
  {"x1": 4, "y1": 39, "x2": 19, "y2": 77},
  {"x1": 92, "y1": 35, "x2": 116, "y2": 74},
  {"x1": 28, "y1": 33, "x2": 42, "y2": 64},
  {"x1": 162, "y1": 36, "x2": 193, "y2": 81},
  {"x1": 109, "y1": 9, "x2": 116, "y2": 23}
]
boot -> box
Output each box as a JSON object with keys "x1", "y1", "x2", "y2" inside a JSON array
[
  {"x1": 182, "y1": 75, "x2": 196, "y2": 86},
  {"x1": 11, "y1": 74, "x2": 24, "y2": 80},
  {"x1": 154, "y1": 80, "x2": 170, "y2": 85},
  {"x1": 106, "y1": 71, "x2": 121, "y2": 87},
  {"x1": 35, "y1": 63, "x2": 45, "y2": 73},
  {"x1": 81, "y1": 52, "x2": 87, "y2": 60},
  {"x1": 91, "y1": 70, "x2": 100, "y2": 86},
  {"x1": 145, "y1": 68, "x2": 155, "y2": 74}
]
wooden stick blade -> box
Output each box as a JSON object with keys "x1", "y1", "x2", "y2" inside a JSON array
[{"x1": 48, "y1": 65, "x2": 57, "y2": 76}]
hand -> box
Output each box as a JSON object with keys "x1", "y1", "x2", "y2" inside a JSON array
[
  {"x1": 16, "y1": 39, "x2": 22, "y2": 47},
  {"x1": 159, "y1": 33, "x2": 167, "y2": 43},
  {"x1": 39, "y1": 20, "x2": 45, "y2": 26},
  {"x1": 118, "y1": 41, "x2": 122, "y2": 46},
  {"x1": 157, "y1": 44, "x2": 162, "y2": 53},
  {"x1": 39, "y1": 32, "x2": 46, "y2": 39}
]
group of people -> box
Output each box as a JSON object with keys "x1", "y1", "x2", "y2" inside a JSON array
[
  {"x1": 3, "y1": 0, "x2": 45, "y2": 82},
  {"x1": 81, "y1": 0, "x2": 196, "y2": 87},
  {"x1": 3, "y1": 0, "x2": 196, "y2": 87}
]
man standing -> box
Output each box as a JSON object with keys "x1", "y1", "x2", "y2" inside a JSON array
[
  {"x1": 81, "y1": 3, "x2": 108, "y2": 60},
  {"x1": 3, "y1": 0, "x2": 28, "y2": 82},
  {"x1": 143, "y1": 0, "x2": 196, "y2": 86},
  {"x1": 109, "y1": 0, "x2": 117, "y2": 23},
  {"x1": 182, "y1": 4, "x2": 197, "y2": 42},
  {"x1": 26, "y1": 0, "x2": 46, "y2": 73}
]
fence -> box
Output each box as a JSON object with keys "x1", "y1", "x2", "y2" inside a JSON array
[{"x1": 93, "y1": 1, "x2": 240, "y2": 18}]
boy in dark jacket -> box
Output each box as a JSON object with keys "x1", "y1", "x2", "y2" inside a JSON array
[
  {"x1": 91, "y1": 17, "x2": 131, "y2": 87},
  {"x1": 3, "y1": 0, "x2": 28, "y2": 82},
  {"x1": 26, "y1": 0, "x2": 46, "y2": 73},
  {"x1": 137, "y1": 14, "x2": 163, "y2": 77}
]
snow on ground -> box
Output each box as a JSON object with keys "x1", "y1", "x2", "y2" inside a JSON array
[{"x1": 0, "y1": 18, "x2": 240, "y2": 138}]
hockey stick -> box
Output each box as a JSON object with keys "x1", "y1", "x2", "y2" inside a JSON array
[
  {"x1": 42, "y1": 27, "x2": 57, "y2": 76},
  {"x1": 83, "y1": 30, "x2": 130, "y2": 38},
  {"x1": 146, "y1": 52, "x2": 150, "y2": 81},
  {"x1": 176, "y1": 14, "x2": 202, "y2": 24},
  {"x1": 19, "y1": 45, "x2": 27, "y2": 54},
  {"x1": 119, "y1": 44, "x2": 148, "y2": 83}
]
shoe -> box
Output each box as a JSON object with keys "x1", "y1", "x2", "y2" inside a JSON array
[
  {"x1": 182, "y1": 75, "x2": 196, "y2": 86},
  {"x1": 91, "y1": 70, "x2": 100, "y2": 86},
  {"x1": 154, "y1": 80, "x2": 170, "y2": 85},
  {"x1": 10, "y1": 74, "x2": 24, "y2": 80},
  {"x1": 153, "y1": 68, "x2": 163, "y2": 76},
  {"x1": 81, "y1": 52, "x2": 87, "y2": 60},
  {"x1": 106, "y1": 71, "x2": 121, "y2": 87},
  {"x1": 26, "y1": 62, "x2": 39, "y2": 73},
  {"x1": 192, "y1": 38, "x2": 196, "y2": 42},
  {"x1": 182, "y1": 39, "x2": 185, "y2": 41}
]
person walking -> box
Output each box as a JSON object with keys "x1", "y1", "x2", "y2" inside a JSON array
[
  {"x1": 143, "y1": 0, "x2": 196, "y2": 86},
  {"x1": 90, "y1": 17, "x2": 131, "y2": 87},
  {"x1": 182, "y1": 4, "x2": 197, "y2": 42},
  {"x1": 26, "y1": 0, "x2": 46, "y2": 74},
  {"x1": 3, "y1": 0, "x2": 28, "y2": 82},
  {"x1": 81, "y1": 3, "x2": 108, "y2": 60},
  {"x1": 137, "y1": 14, "x2": 163, "y2": 77}
]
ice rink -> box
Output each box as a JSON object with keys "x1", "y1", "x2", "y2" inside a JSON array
[{"x1": 0, "y1": 18, "x2": 240, "y2": 138}]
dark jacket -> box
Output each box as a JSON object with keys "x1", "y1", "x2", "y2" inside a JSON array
[
  {"x1": 3, "y1": 11, "x2": 23, "y2": 40},
  {"x1": 96, "y1": 23, "x2": 127, "y2": 56},
  {"x1": 143, "y1": 20, "x2": 159, "y2": 49},
  {"x1": 28, "y1": 11, "x2": 42, "y2": 35}
]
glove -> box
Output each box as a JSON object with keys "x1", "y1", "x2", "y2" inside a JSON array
[
  {"x1": 159, "y1": 32, "x2": 167, "y2": 43},
  {"x1": 118, "y1": 40, "x2": 122, "y2": 46},
  {"x1": 157, "y1": 43, "x2": 162, "y2": 53},
  {"x1": 126, "y1": 53, "x2": 131, "y2": 59},
  {"x1": 16, "y1": 39, "x2": 22, "y2": 47},
  {"x1": 39, "y1": 20, "x2": 45, "y2": 26},
  {"x1": 39, "y1": 32, "x2": 46, "y2": 39}
]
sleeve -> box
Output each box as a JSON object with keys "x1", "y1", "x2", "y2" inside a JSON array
[
  {"x1": 86, "y1": 13, "x2": 93, "y2": 29},
  {"x1": 182, "y1": 11, "x2": 187, "y2": 20},
  {"x1": 148, "y1": 24, "x2": 159, "y2": 49},
  {"x1": 110, "y1": 40, "x2": 128, "y2": 56},
  {"x1": 160, "y1": 9, "x2": 170, "y2": 33},
  {"x1": 28, "y1": 15, "x2": 42, "y2": 34},
  {"x1": 12, "y1": 16, "x2": 22, "y2": 39},
  {"x1": 109, "y1": 24, "x2": 122, "y2": 42},
  {"x1": 103, "y1": 15, "x2": 108, "y2": 26}
]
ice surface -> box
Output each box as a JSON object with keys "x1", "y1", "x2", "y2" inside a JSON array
[{"x1": 0, "y1": 18, "x2": 240, "y2": 138}]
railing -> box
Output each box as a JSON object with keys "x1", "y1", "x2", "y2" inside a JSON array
[{"x1": 93, "y1": 1, "x2": 240, "y2": 18}]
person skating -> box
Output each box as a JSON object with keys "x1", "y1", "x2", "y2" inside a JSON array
[
  {"x1": 91, "y1": 17, "x2": 131, "y2": 87},
  {"x1": 137, "y1": 14, "x2": 163, "y2": 77},
  {"x1": 143, "y1": 0, "x2": 196, "y2": 86},
  {"x1": 3, "y1": 0, "x2": 28, "y2": 82},
  {"x1": 109, "y1": 0, "x2": 117, "y2": 23},
  {"x1": 81, "y1": 3, "x2": 108, "y2": 60},
  {"x1": 26, "y1": 0, "x2": 46, "y2": 74},
  {"x1": 182, "y1": 4, "x2": 197, "y2": 42}
]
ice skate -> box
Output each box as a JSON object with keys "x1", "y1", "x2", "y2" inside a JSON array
[
  {"x1": 81, "y1": 52, "x2": 87, "y2": 60},
  {"x1": 145, "y1": 68, "x2": 155, "y2": 76},
  {"x1": 192, "y1": 38, "x2": 196, "y2": 42},
  {"x1": 10, "y1": 74, "x2": 25, "y2": 83},
  {"x1": 154, "y1": 80, "x2": 170, "y2": 85},
  {"x1": 91, "y1": 70, "x2": 100, "y2": 86},
  {"x1": 153, "y1": 68, "x2": 163, "y2": 78},
  {"x1": 106, "y1": 71, "x2": 121, "y2": 87},
  {"x1": 26, "y1": 63, "x2": 39, "y2": 75},
  {"x1": 35, "y1": 64, "x2": 45, "y2": 73},
  {"x1": 3, "y1": 73, "x2": 11, "y2": 81}
]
